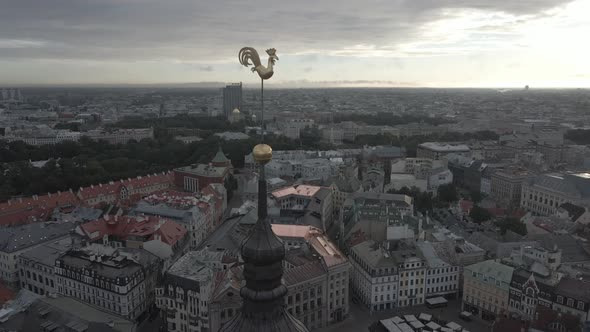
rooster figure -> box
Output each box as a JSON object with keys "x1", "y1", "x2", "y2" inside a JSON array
[{"x1": 239, "y1": 47, "x2": 278, "y2": 80}]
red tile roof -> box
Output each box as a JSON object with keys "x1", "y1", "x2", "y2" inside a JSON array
[
  {"x1": 0, "y1": 283, "x2": 15, "y2": 306},
  {"x1": 0, "y1": 191, "x2": 78, "y2": 215},
  {"x1": 459, "y1": 199, "x2": 474, "y2": 214},
  {"x1": 77, "y1": 182, "x2": 122, "y2": 200},
  {"x1": 78, "y1": 215, "x2": 186, "y2": 246},
  {"x1": 0, "y1": 171, "x2": 173, "y2": 226}
]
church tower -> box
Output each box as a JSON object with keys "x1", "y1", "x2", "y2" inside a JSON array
[{"x1": 220, "y1": 144, "x2": 308, "y2": 332}]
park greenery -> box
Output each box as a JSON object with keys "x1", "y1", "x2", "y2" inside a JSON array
[
  {"x1": 469, "y1": 205, "x2": 493, "y2": 223},
  {"x1": 564, "y1": 129, "x2": 590, "y2": 145},
  {"x1": 495, "y1": 217, "x2": 528, "y2": 236},
  {"x1": 1, "y1": 114, "x2": 497, "y2": 201}
]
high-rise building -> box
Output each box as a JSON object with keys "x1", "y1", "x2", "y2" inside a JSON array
[
  {"x1": 223, "y1": 83, "x2": 242, "y2": 119},
  {"x1": 220, "y1": 143, "x2": 308, "y2": 331}
]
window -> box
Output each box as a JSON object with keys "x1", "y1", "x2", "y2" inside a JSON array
[
  {"x1": 577, "y1": 301, "x2": 585, "y2": 310},
  {"x1": 567, "y1": 298, "x2": 574, "y2": 307},
  {"x1": 557, "y1": 296, "x2": 563, "y2": 304}
]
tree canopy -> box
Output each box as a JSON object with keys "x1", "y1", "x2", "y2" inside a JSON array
[
  {"x1": 437, "y1": 184, "x2": 459, "y2": 203},
  {"x1": 565, "y1": 129, "x2": 590, "y2": 145},
  {"x1": 495, "y1": 217, "x2": 527, "y2": 236},
  {"x1": 469, "y1": 205, "x2": 493, "y2": 223}
]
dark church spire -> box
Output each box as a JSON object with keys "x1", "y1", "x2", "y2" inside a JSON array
[{"x1": 220, "y1": 144, "x2": 308, "y2": 332}]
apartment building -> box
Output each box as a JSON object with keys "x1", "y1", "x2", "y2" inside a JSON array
[
  {"x1": 521, "y1": 173, "x2": 590, "y2": 216},
  {"x1": 463, "y1": 260, "x2": 514, "y2": 321}
]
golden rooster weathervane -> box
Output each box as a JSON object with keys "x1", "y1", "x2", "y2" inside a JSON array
[
  {"x1": 238, "y1": 47, "x2": 278, "y2": 142},
  {"x1": 238, "y1": 47, "x2": 278, "y2": 80}
]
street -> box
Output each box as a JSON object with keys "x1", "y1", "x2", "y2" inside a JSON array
[{"x1": 317, "y1": 298, "x2": 492, "y2": 332}]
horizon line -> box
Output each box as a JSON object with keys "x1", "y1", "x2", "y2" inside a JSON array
[{"x1": 1, "y1": 82, "x2": 589, "y2": 90}]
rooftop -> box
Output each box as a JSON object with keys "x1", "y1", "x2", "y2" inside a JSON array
[
  {"x1": 175, "y1": 163, "x2": 228, "y2": 178},
  {"x1": 0, "y1": 222, "x2": 73, "y2": 253},
  {"x1": 465, "y1": 260, "x2": 514, "y2": 284},
  {"x1": 78, "y1": 215, "x2": 187, "y2": 247},
  {"x1": 1, "y1": 296, "x2": 134, "y2": 332},
  {"x1": 526, "y1": 173, "x2": 590, "y2": 198},
  {"x1": 416, "y1": 241, "x2": 450, "y2": 268},
  {"x1": 58, "y1": 246, "x2": 158, "y2": 281},
  {"x1": 419, "y1": 142, "x2": 470, "y2": 152},
  {"x1": 272, "y1": 185, "x2": 321, "y2": 199},
  {"x1": 168, "y1": 251, "x2": 215, "y2": 284},
  {"x1": 555, "y1": 277, "x2": 590, "y2": 302},
  {"x1": 20, "y1": 238, "x2": 73, "y2": 266}
]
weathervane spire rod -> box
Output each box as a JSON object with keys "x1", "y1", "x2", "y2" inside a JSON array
[{"x1": 238, "y1": 47, "x2": 278, "y2": 143}]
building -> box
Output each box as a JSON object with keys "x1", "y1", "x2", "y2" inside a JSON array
[
  {"x1": 341, "y1": 192, "x2": 414, "y2": 244},
  {"x1": 417, "y1": 241, "x2": 460, "y2": 299},
  {"x1": 75, "y1": 215, "x2": 189, "y2": 267},
  {"x1": 271, "y1": 185, "x2": 334, "y2": 231},
  {"x1": 417, "y1": 142, "x2": 470, "y2": 160},
  {"x1": 446, "y1": 154, "x2": 488, "y2": 194},
  {"x1": 463, "y1": 260, "x2": 514, "y2": 321},
  {"x1": 18, "y1": 239, "x2": 72, "y2": 296},
  {"x1": 155, "y1": 251, "x2": 216, "y2": 332},
  {"x1": 173, "y1": 161, "x2": 230, "y2": 193},
  {"x1": 521, "y1": 173, "x2": 590, "y2": 216},
  {"x1": 490, "y1": 169, "x2": 529, "y2": 208},
  {"x1": 134, "y1": 186, "x2": 226, "y2": 248},
  {"x1": 0, "y1": 222, "x2": 72, "y2": 287},
  {"x1": 55, "y1": 245, "x2": 161, "y2": 321},
  {"x1": 273, "y1": 224, "x2": 350, "y2": 327},
  {"x1": 0, "y1": 190, "x2": 79, "y2": 227},
  {"x1": 223, "y1": 83, "x2": 242, "y2": 119},
  {"x1": 77, "y1": 172, "x2": 173, "y2": 207},
  {"x1": 0, "y1": 88, "x2": 23, "y2": 102},
  {"x1": 349, "y1": 239, "x2": 427, "y2": 311},
  {"x1": 84, "y1": 128, "x2": 154, "y2": 144},
  {"x1": 229, "y1": 108, "x2": 241, "y2": 123},
  {"x1": 199, "y1": 221, "x2": 350, "y2": 331},
  {"x1": 426, "y1": 168, "x2": 454, "y2": 193},
  {"x1": 393, "y1": 242, "x2": 427, "y2": 308},
  {"x1": 428, "y1": 229, "x2": 486, "y2": 267},
  {"x1": 508, "y1": 268, "x2": 559, "y2": 321},
  {"x1": 553, "y1": 278, "x2": 590, "y2": 323},
  {"x1": 220, "y1": 143, "x2": 308, "y2": 331},
  {"x1": 349, "y1": 240, "x2": 399, "y2": 312},
  {"x1": 0, "y1": 296, "x2": 137, "y2": 332}
]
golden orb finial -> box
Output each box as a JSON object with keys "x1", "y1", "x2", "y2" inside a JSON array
[{"x1": 253, "y1": 144, "x2": 272, "y2": 164}]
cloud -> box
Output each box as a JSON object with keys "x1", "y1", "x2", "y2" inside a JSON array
[
  {"x1": 199, "y1": 65, "x2": 214, "y2": 72},
  {"x1": 0, "y1": 0, "x2": 574, "y2": 62},
  {"x1": 303, "y1": 67, "x2": 313, "y2": 73}
]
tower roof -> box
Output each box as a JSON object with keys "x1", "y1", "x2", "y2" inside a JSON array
[
  {"x1": 212, "y1": 146, "x2": 230, "y2": 164},
  {"x1": 220, "y1": 144, "x2": 308, "y2": 332}
]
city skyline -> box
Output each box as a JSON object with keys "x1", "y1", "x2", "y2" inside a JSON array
[{"x1": 0, "y1": 0, "x2": 589, "y2": 87}]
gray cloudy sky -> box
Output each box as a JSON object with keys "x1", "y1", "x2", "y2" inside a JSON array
[{"x1": 0, "y1": 0, "x2": 588, "y2": 87}]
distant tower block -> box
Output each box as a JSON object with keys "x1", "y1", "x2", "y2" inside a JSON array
[
  {"x1": 223, "y1": 82, "x2": 243, "y2": 119},
  {"x1": 525, "y1": 85, "x2": 530, "y2": 90}
]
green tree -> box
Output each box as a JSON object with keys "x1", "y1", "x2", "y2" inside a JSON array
[
  {"x1": 496, "y1": 217, "x2": 527, "y2": 236},
  {"x1": 470, "y1": 191, "x2": 483, "y2": 204},
  {"x1": 437, "y1": 184, "x2": 458, "y2": 203},
  {"x1": 469, "y1": 205, "x2": 492, "y2": 223}
]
